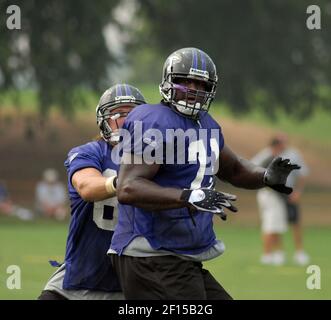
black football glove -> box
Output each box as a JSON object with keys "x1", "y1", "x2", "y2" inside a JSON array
[
  {"x1": 204, "y1": 177, "x2": 230, "y2": 220},
  {"x1": 180, "y1": 188, "x2": 238, "y2": 221},
  {"x1": 264, "y1": 157, "x2": 301, "y2": 194}
]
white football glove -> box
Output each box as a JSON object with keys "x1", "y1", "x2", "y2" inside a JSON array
[{"x1": 181, "y1": 188, "x2": 238, "y2": 221}]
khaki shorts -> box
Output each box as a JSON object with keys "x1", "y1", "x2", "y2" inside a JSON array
[{"x1": 257, "y1": 189, "x2": 288, "y2": 234}]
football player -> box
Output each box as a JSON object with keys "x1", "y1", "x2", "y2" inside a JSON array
[
  {"x1": 38, "y1": 84, "x2": 146, "y2": 300},
  {"x1": 109, "y1": 48, "x2": 300, "y2": 299}
]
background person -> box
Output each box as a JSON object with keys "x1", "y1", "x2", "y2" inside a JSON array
[
  {"x1": 0, "y1": 180, "x2": 15, "y2": 216},
  {"x1": 252, "y1": 138, "x2": 289, "y2": 265},
  {"x1": 0, "y1": 180, "x2": 34, "y2": 220},
  {"x1": 35, "y1": 168, "x2": 67, "y2": 220},
  {"x1": 252, "y1": 133, "x2": 309, "y2": 265}
]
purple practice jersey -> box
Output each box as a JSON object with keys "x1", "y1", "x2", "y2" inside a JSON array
[
  {"x1": 63, "y1": 139, "x2": 121, "y2": 292},
  {"x1": 110, "y1": 103, "x2": 224, "y2": 255}
]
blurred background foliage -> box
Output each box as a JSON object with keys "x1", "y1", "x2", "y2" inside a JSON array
[
  {"x1": 0, "y1": 0, "x2": 330, "y2": 119},
  {"x1": 0, "y1": 0, "x2": 120, "y2": 117}
]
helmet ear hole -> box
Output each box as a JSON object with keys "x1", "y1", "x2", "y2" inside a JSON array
[{"x1": 205, "y1": 82, "x2": 213, "y2": 92}]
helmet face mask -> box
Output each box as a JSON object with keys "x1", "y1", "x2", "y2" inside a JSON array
[
  {"x1": 96, "y1": 84, "x2": 146, "y2": 144},
  {"x1": 160, "y1": 48, "x2": 218, "y2": 120},
  {"x1": 98, "y1": 107, "x2": 133, "y2": 143}
]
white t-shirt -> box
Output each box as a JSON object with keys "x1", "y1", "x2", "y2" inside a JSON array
[
  {"x1": 251, "y1": 147, "x2": 309, "y2": 188},
  {"x1": 36, "y1": 182, "x2": 67, "y2": 207}
]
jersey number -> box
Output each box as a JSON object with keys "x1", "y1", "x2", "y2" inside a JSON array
[
  {"x1": 188, "y1": 138, "x2": 219, "y2": 189},
  {"x1": 93, "y1": 169, "x2": 118, "y2": 231}
]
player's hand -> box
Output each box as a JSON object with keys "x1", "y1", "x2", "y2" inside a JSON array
[
  {"x1": 180, "y1": 188, "x2": 238, "y2": 220},
  {"x1": 206, "y1": 176, "x2": 216, "y2": 190},
  {"x1": 264, "y1": 157, "x2": 301, "y2": 194}
]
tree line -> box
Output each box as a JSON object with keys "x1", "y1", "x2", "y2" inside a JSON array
[{"x1": 1, "y1": 0, "x2": 330, "y2": 118}]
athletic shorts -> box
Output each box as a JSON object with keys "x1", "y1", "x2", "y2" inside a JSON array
[
  {"x1": 41, "y1": 264, "x2": 124, "y2": 300},
  {"x1": 38, "y1": 290, "x2": 67, "y2": 300},
  {"x1": 110, "y1": 254, "x2": 233, "y2": 300},
  {"x1": 286, "y1": 202, "x2": 300, "y2": 224},
  {"x1": 257, "y1": 189, "x2": 288, "y2": 234}
]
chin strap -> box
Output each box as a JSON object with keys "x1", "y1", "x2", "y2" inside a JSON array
[{"x1": 175, "y1": 100, "x2": 201, "y2": 116}]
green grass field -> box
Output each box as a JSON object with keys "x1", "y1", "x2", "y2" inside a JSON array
[{"x1": 0, "y1": 217, "x2": 330, "y2": 300}]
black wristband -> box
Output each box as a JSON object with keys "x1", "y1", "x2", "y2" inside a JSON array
[{"x1": 180, "y1": 189, "x2": 191, "y2": 202}]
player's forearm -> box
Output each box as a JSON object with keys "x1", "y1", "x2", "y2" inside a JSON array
[
  {"x1": 218, "y1": 145, "x2": 266, "y2": 189},
  {"x1": 74, "y1": 176, "x2": 115, "y2": 202},
  {"x1": 218, "y1": 157, "x2": 266, "y2": 189},
  {"x1": 117, "y1": 177, "x2": 186, "y2": 210}
]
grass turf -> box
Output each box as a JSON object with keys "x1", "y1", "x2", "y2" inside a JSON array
[{"x1": 0, "y1": 217, "x2": 330, "y2": 300}]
